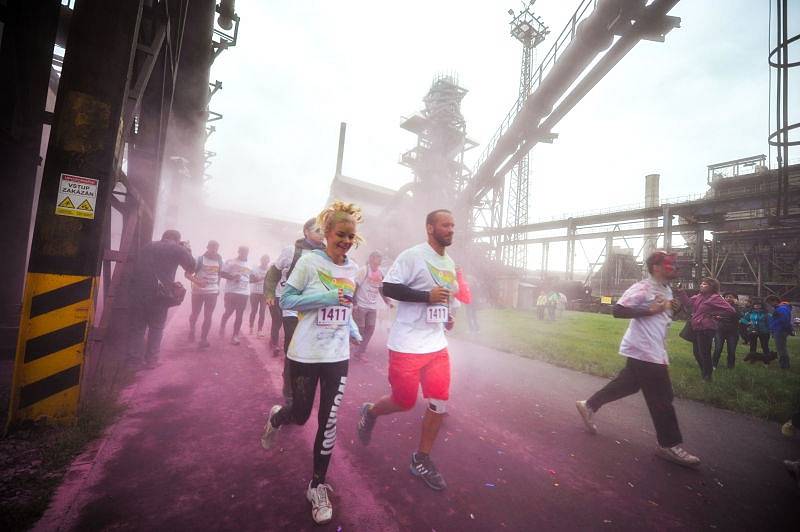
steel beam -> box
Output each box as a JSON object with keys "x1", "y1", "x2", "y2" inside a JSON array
[
  {"x1": 479, "y1": 172, "x2": 798, "y2": 239},
  {"x1": 0, "y1": 0, "x2": 61, "y2": 378},
  {"x1": 7, "y1": 0, "x2": 143, "y2": 427}
]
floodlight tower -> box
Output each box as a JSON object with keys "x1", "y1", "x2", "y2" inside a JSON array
[{"x1": 504, "y1": 2, "x2": 548, "y2": 270}]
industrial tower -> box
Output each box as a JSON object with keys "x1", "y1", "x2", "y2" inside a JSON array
[
  {"x1": 399, "y1": 74, "x2": 477, "y2": 215},
  {"x1": 503, "y1": 2, "x2": 548, "y2": 270}
]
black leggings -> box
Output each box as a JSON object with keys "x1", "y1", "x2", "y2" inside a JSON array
[
  {"x1": 271, "y1": 359, "x2": 349, "y2": 486},
  {"x1": 268, "y1": 303, "x2": 282, "y2": 347},
  {"x1": 281, "y1": 316, "x2": 299, "y2": 401},
  {"x1": 249, "y1": 293, "x2": 266, "y2": 331}
]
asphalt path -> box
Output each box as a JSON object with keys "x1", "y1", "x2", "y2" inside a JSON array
[{"x1": 37, "y1": 307, "x2": 799, "y2": 531}]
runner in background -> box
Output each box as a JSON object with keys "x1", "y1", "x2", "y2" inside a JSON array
[
  {"x1": 352, "y1": 251, "x2": 393, "y2": 361},
  {"x1": 357, "y1": 209, "x2": 458, "y2": 491},
  {"x1": 249, "y1": 254, "x2": 270, "y2": 337},
  {"x1": 260, "y1": 201, "x2": 363, "y2": 525},
  {"x1": 264, "y1": 218, "x2": 325, "y2": 402},
  {"x1": 188, "y1": 240, "x2": 223, "y2": 349},
  {"x1": 576, "y1": 250, "x2": 701, "y2": 468},
  {"x1": 219, "y1": 245, "x2": 252, "y2": 346}
]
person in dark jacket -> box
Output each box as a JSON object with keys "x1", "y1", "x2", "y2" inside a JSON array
[
  {"x1": 676, "y1": 277, "x2": 736, "y2": 381},
  {"x1": 766, "y1": 295, "x2": 794, "y2": 370},
  {"x1": 263, "y1": 218, "x2": 325, "y2": 403},
  {"x1": 740, "y1": 300, "x2": 772, "y2": 363},
  {"x1": 128, "y1": 230, "x2": 199, "y2": 368},
  {"x1": 712, "y1": 292, "x2": 741, "y2": 369}
]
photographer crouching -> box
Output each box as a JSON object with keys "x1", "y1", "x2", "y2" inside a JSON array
[{"x1": 127, "y1": 229, "x2": 203, "y2": 368}]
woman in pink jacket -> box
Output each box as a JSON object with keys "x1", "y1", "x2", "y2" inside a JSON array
[{"x1": 677, "y1": 277, "x2": 737, "y2": 382}]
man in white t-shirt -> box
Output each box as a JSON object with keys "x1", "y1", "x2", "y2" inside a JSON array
[
  {"x1": 576, "y1": 250, "x2": 701, "y2": 468},
  {"x1": 189, "y1": 240, "x2": 223, "y2": 348},
  {"x1": 352, "y1": 250, "x2": 393, "y2": 361},
  {"x1": 248, "y1": 254, "x2": 270, "y2": 336},
  {"x1": 219, "y1": 245, "x2": 253, "y2": 345},
  {"x1": 357, "y1": 209, "x2": 457, "y2": 491}
]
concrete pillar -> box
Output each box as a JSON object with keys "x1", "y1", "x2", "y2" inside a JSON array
[
  {"x1": 662, "y1": 206, "x2": 672, "y2": 251},
  {"x1": 643, "y1": 173, "x2": 660, "y2": 268}
]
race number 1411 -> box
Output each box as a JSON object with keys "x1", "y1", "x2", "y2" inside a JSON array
[
  {"x1": 426, "y1": 305, "x2": 448, "y2": 323},
  {"x1": 317, "y1": 306, "x2": 350, "y2": 325}
]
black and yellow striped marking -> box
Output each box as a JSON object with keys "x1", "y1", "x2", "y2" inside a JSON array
[{"x1": 8, "y1": 273, "x2": 96, "y2": 425}]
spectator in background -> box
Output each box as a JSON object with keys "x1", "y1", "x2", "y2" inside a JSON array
[
  {"x1": 740, "y1": 300, "x2": 772, "y2": 364},
  {"x1": 766, "y1": 295, "x2": 793, "y2": 370},
  {"x1": 676, "y1": 277, "x2": 736, "y2": 382},
  {"x1": 557, "y1": 292, "x2": 568, "y2": 319},
  {"x1": 536, "y1": 293, "x2": 547, "y2": 320},
  {"x1": 188, "y1": 240, "x2": 223, "y2": 349},
  {"x1": 128, "y1": 230, "x2": 199, "y2": 368},
  {"x1": 712, "y1": 292, "x2": 741, "y2": 369},
  {"x1": 547, "y1": 291, "x2": 559, "y2": 321}
]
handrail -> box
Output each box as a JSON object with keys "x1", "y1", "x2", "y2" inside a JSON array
[{"x1": 469, "y1": 0, "x2": 599, "y2": 177}]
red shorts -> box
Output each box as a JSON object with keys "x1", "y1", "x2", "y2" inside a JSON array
[{"x1": 388, "y1": 348, "x2": 450, "y2": 410}]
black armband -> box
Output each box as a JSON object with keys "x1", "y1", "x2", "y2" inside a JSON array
[
  {"x1": 382, "y1": 282, "x2": 429, "y2": 303},
  {"x1": 612, "y1": 303, "x2": 652, "y2": 319}
]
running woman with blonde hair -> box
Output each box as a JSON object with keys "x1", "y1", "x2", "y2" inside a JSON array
[{"x1": 260, "y1": 201, "x2": 363, "y2": 525}]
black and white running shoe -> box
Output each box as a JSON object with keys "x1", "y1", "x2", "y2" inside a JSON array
[
  {"x1": 357, "y1": 403, "x2": 375, "y2": 445},
  {"x1": 409, "y1": 452, "x2": 447, "y2": 491}
]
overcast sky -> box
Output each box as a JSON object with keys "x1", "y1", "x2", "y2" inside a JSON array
[{"x1": 203, "y1": 0, "x2": 794, "y2": 267}]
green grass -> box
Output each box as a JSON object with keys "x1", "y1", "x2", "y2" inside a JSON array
[{"x1": 455, "y1": 309, "x2": 800, "y2": 422}]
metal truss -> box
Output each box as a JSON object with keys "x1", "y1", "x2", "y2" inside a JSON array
[
  {"x1": 502, "y1": 1, "x2": 548, "y2": 270},
  {"x1": 461, "y1": 0, "x2": 681, "y2": 263}
]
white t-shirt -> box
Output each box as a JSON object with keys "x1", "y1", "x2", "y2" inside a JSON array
[
  {"x1": 617, "y1": 277, "x2": 673, "y2": 365},
  {"x1": 355, "y1": 265, "x2": 384, "y2": 310},
  {"x1": 250, "y1": 264, "x2": 268, "y2": 295},
  {"x1": 192, "y1": 254, "x2": 222, "y2": 294},
  {"x1": 285, "y1": 251, "x2": 359, "y2": 363},
  {"x1": 384, "y1": 243, "x2": 458, "y2": 354},
  {"x1": 222, "y1": 259, "x2": 251, "y2": 296}
]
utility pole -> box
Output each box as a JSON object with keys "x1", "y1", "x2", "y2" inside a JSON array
[{"x1": 504, "y1": 1, "x2": 548, "y2": 271}]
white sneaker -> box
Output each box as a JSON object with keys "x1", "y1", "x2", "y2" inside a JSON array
[
  {"x1": 260, "y1": 405, "x2": 281, "y2": 450},
  {"x1": 306, "y1": 482, "x2": 334, "y2": 525},
  {"x1": 576, "y1": 400, "x2": 597, "y2": 434},
  {"x1": 231, "y1": 335, "x2": 240, "y2": 345},
  {"x1": 656, "y1": 445, "x2": 701, "y2": 468}
]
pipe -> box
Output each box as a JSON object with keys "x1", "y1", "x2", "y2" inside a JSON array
[{"x1": 335, "y1": 122, "x2": 346, "y2": 176}]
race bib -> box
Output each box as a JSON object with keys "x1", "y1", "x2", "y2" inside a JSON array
[
  {"x1": 426, "y1": 305, "x2": 449, "y2": 323},
  {"x1": 317, "y1": 306, "x2": 350, "y2": 326}
]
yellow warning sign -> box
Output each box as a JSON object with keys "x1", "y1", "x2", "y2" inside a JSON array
[
  {"x1": 57, "y1": 197, "x2": 75, "y2": 209},
  {"x1": 55, "y1": 173, "x2": 98, "y2": 220}
]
